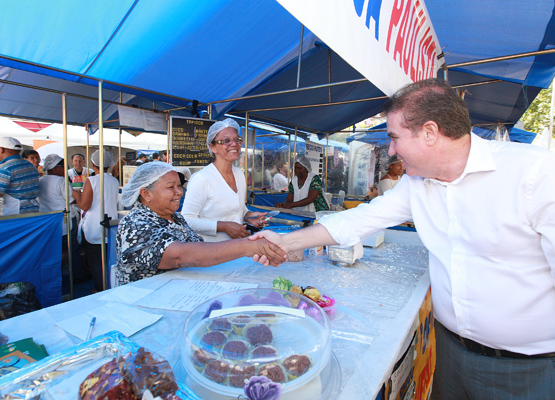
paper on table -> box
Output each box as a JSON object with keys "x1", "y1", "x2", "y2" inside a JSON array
[
  {"x1": 99, "y1": 285, "x2": 155, "y2": 305},
  {"x1": 55, "y1": 302, "x2": 162, "y2": 340},
  {"x1": 134, "y1": 279, "x2": 259, "y2": 312}
]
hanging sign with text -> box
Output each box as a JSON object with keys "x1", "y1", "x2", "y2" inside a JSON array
[{"x1": 170, "y1": 117, "x2": 214, "y2": 167}]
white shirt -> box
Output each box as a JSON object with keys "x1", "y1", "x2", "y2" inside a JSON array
[
  {"x1": 273, "y1": 173, "x2": 288, "y2": 191},
  {"x1": 291, "y1": 173, "x2": 317, "y2": 212},
  {"x1": 68, "y1": 168, "x2": 93, "y2": 181},
  {"x1": 38, "y1": 174, "x2": 74, "y2": 236},
  {"x1": 377, "y1": 175, "x2": 401, "y2": 195},
  {"x1": 319, "y1": 134, "x2": 555, "y2": 354},
  {"x1": 181, "y1": 163, "x2": 248, "y2": 242},
  {"x1": 80, "y1": 174, "x2": 119, "y2": 244}
]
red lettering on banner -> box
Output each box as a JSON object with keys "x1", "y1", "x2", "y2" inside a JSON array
[
  {"x1": 386, "y1": 0, "x2": 437, "y2": 81},
  {"x1": 386, "y1": 0, "x2": 404, "y2": 53}
]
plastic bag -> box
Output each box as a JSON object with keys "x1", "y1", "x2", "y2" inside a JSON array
[{"x1": 0, "y1": 282, "x2": 42, "y2": 320}]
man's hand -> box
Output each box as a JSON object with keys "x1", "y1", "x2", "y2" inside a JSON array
[
  {"x1": 248, "y1": 237, "x2": 287, "y2": 267},
  {"x1": 219, "y1": 221, "x2": 250, "y2": 238},
  {"x1": 249, "y1": 231, "x2": 288, "y2": 266}
]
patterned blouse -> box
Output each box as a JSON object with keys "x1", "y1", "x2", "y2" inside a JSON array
[
  {"x1": 115, "y1": 202, "x2": 203, "y2": 285},
  {"x1": 288, "y1": 174, "x2": 330, "y2": 212}
]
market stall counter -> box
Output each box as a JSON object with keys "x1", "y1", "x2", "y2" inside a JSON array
[{"x1": 0, "y1": 230, "x2": 434, "y2": 400}]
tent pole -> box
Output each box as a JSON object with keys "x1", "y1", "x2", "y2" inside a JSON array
[
  {"x1": 98, "y1": 81, "x2": 108, "y2": 292},
  {"x1": 251, "y1": 129, "x2": 256, "y2": 192},
  {"x1": 208, "y1": 103, "x2": 213, "y2": 120},
  {"x1": 118, "y1": 93, "x2": 122, "y2": 185},
  {"x1": 328, "y1": 50, "x2": 332, "y2": 103},
  {"x1": 244, "y1": 113, "x2": 249, "y2": 203},
  {"x1": 288, "y1": 133, "x2": 291, "y2": 181},
  {"x1": 447, "y1": 48, "x2": 555, "y2": 69},
  {"x1": 167, "y1": 114, "x2": 171, "y2": 164},
  {"x1": 62, "y1": 93, "x2": 74, "y2": 300},
  {"x1": 325, "y1": 133, "x2": 329, "y2": 193},
  {"x1": 293, "y1": 127, "x2": 298, "y2": 180},
  {"x1": 549, "y1": 79, "x2": 555, "y2": 151},
  {"x1": 296, "y1": 25, "x2": 304, "y2": 89},
  {"x1": 85, "y1": 125, "x2": 90, "y2": 177}
]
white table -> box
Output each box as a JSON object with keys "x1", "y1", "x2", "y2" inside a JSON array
[{"x1": 0, "y1": 229, "x2": 429, "y2": 399}]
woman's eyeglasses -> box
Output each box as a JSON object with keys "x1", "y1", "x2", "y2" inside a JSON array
[{"x1": 212, "y1": 137, "x2": 243, "y2": 146}]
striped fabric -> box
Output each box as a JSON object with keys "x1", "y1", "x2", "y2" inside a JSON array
[{"x1": 0, "y1": 155, "x2": 39, "y2": 213}]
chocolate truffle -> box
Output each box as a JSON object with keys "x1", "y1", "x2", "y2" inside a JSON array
[
  {"x1": 209, "y1": 317, "x2": 232, "y2": 334},
  {"x1": 221, "y1": 340, "x2": 249, "y2": 361},
  {"x1": 204, "y1": 360, "x2": 229, "y2": 384},
  {"x1": 252, "y1": 346, "x2": 278, "y2": 363},
  {"x1": 259, "y1": 364, "x2": 286, "y2": 383},
  {"x1": 231, "y1": 315, "x2": 251, "y2": 335},
  {"x1": 283, "y1": 354, "x2": 311, "y2": 378},
  {"x1": 245, "y1": 324, "x2": 273, "y2": 347},
  {"x1": 200, "y1": 331, "x2": 227, "y2": 349},
  {"x1": 228, "y1": 362, "x2": 255, "y2": 388},
  {"x1": 192, "y1": 348, "x2": 216, "y2": 371}
]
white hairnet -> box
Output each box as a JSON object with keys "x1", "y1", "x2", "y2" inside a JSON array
[
  {"x1": 43, "y1": 154, "x2": 63, "y2": 171},
  {"x1": 388, "y1": 154, "x2": 402, "y2": 166},
  {"x1": 206, "y1": 118, "x2": 241, "y2": 156},
  {"x1": 294, "y1": 155, "x2": 312, "y2": 173},
  {"x1": 121, "y1": 162, "x2": 177, "y2": 207},
  {"x1": 91, "y1": 150, "x2": 115, "y2": 168}
]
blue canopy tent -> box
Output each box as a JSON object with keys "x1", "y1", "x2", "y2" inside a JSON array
[
  {"x1": 0, "y1": 1, "x2": 553, "y2": 134},
  {"x1": 348, "y1": 122, "x2": 537, "y2": 145}
]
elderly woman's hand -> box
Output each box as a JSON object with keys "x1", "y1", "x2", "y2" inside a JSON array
[
  {"x1": 218, "y1": 221, "x2": 250, "y2": 239},
  {"x1": 248, "y1": 236, "x2": 287, "y2": 267}
]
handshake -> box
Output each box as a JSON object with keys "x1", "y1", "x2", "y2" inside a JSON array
[
  {"x1": 246, "y1": 231, "x2": 288, "y2": 267},
  {"x1": 244, "y1": 224, "x2": 334, "y2": 268}
]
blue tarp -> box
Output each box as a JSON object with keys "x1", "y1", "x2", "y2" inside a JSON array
[
  {"x1": 347, "y1": 122, "x2": 538, "y2": 145},
  {"x1": 0, "y1": 212, "x2": 63, "y2": 307},
  {"x1": 0, "y1": 1, "x2": 553, "y2": 132}
]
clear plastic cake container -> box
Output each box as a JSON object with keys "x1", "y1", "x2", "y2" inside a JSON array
[{"x1": 180, "y1": 288, "x2": 339, "y2": 399}]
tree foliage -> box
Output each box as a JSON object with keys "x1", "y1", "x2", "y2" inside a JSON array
[{"x1": 521, "y1": 84, "x2": 553, "y2": 134}]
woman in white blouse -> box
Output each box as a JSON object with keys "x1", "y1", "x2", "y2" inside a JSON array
[
  {"x1": 378, "y1": 154, "x2": 405, "y2": 195},
  {"x1": 181, "y1": 119, "x2": 267, "y2": 242}
]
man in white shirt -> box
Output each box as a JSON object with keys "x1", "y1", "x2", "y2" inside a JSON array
[
  {"x1": 39, "y1": 154, "x2": 90, "y2": 284},
  {"x1": 251, "y1": 79, "x2": 555, "y2": 399}
]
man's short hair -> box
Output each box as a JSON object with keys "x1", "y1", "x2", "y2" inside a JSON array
[
  {"x1": 22, "y1": 149, "x2": 39, "y2": 159},
  {"x1": 152, "y1": 152, "x2": 159, "y2": 159},
  {"x1": 71, "y1": 153, "x2": 85, "y2": 161},
  {"x1": 138, "y1": 153, "x2": 146, "y2": 159},
  {"x1": 382, "y1": 78, "x2": 471, "y2": 139}
]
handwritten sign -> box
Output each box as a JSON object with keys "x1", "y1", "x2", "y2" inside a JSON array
[{"x1": 170, "y1": 116, "x2": 214, "y2": 167}]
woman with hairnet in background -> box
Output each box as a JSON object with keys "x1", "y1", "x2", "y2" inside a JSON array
[
  {"x1": 115, "y1": 162, "x2": 285, "y2": 286},
  {"x1": 275, "y1": 155, "x2": 329, "y2": 212},
  {"x1": 181, "y1": 118, "x2": 267, "y2": 242},
  {"x1": 377, "y1": 154, "x2": 405, "y2": 195},
  {"x1": 72, "y1": 150, "x2": 119, "y2": 292}
]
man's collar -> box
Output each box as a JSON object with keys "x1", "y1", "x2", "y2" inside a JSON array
[
  {"x1": 0, "y1": 154, "x2": 21, "y2": 164},
  {"x1": 424, "y1": 133, "x2": 495, "y2": 186}
]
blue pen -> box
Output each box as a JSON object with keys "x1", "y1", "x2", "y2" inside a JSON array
[{"x1": 86, "y1": 317, "x2": 96, "y2": 341}]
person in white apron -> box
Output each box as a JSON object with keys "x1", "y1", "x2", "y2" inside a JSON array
[
  {"x1": 0, "y1": 137, "x2": 39, "y2": 216},
  {"x1": 275, "y1": 155, "x2": 329, "y2": 212}
]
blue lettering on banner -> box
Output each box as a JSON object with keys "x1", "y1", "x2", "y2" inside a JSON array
[{"x1": 353, "y1": 0, "x2": 383, "y2": 40}]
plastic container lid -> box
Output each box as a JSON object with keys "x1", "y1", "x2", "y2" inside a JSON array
[{"x1": 181, "y1": 288, "x2": 332, "y2": 399}]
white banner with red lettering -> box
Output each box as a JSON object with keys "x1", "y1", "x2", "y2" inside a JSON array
[{"x1": 277, "y1": 0, "x2": 443, "y2": 96}]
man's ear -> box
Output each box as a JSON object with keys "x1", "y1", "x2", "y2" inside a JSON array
[{"x1": 422, "y1": 121, "x2": 439, "y2": 145}]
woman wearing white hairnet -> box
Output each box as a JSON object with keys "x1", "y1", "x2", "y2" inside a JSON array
[
  {"x1": 72, "y1": 150, "x2": 119, "y2": 292},
  {"x1": 181, "y1": 118, "x2": 267, "y2": 242},
  {"x1": 275, "y1": 155, "x2": 329, "y2": 212},
  {"x1": 115, "y1": 162, "x2": 285, "y2": 285},
  {"x1": 377, "y1": 154, "x2": 404, "y2": 195}
]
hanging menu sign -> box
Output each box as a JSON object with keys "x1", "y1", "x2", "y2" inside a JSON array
[{"x1": 170, "y1": 116, "x2": 214, "y2": 167}]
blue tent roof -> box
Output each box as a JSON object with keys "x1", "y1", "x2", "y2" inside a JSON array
[
  {"x1": 0, "y1": 1, "x2": 553, "y2": 132},
  {"x1": 347, "y1": 122, "x2": 537, "y2": 145}
]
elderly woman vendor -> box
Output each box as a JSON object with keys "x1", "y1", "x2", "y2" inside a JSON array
[
  {"x1": 275, "y1": 155, "x2": 329, "y2": 212},
  {"x1": 181, "y1": 118, "x2": 267, "y2": 242},
  {"x1": 115, "y1": 162, "x2": 285, "y2": 285}
]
